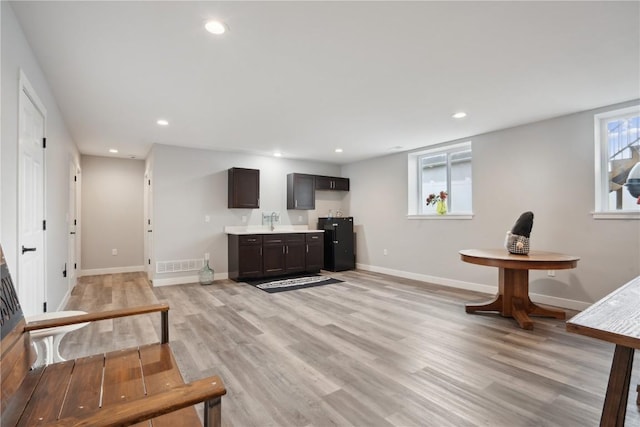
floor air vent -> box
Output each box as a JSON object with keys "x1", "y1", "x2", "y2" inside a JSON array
[{"x1": 156, "y1": 258, "x2": 205, "y2": 274}]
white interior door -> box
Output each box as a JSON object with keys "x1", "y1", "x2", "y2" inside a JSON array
[
  {"x1": 144, "y1": 173, "x2": 153, "y2": 280},
  {"x1": 67, "y1": 161, "x2": 78, "y2": 290},
  {"x1": 18, "y1": 74, "x2": 46, "y2": 316}
]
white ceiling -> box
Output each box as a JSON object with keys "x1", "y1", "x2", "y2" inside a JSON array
[{"x1": 9, "y1": 1, "x2": 640, "y2": 164}]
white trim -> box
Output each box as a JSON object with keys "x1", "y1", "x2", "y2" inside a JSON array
[
  {"x1": 56, "y1": 288, "x2": 72, "y2": 312},
  {"x1": 152, "y1": 272, "x2": 229, "y2": 287},
  {"x1": 592, "y1": 211, "x2": 640, "y2": 220},
  {"x1": 355, "y1": 263, "x2": 591, "y2": 311},
  {"x1": 79, "y1": 265, "x2": 145, "y2": 277},
  {"x1": 407, "y1": 213, "x2": 474, "y2": 220}
]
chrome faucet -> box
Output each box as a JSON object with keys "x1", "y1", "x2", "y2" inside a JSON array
[{"x1": 270, "y1": 211, "x2": 278, "y2": 231}]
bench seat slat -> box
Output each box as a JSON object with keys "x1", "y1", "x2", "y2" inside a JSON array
[
  {"x1": 59, "y1": 354, "x2": 104, "y2": 419},
  {"x1": 17, "y1": 361, "x2": 75, "y2": 426},
  {"x1": 139, "y1": 343, "x2": 201, "y2": 426}
]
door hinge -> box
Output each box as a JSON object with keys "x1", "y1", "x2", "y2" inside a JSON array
[
  {"x1": 148, "y1": 219, "x2": 151, "y2": 225},
  {"x1": 148, "y1": 259, "x2": 151, "y2": 265},
  {"x1": 42, "y1": 138, "x2": 47, "y2": 149},
  {"x1": 74, "y1": 263, "x2": 77, "y2": 269},
  {"x1": 63, "y1": 263, "x2": 67, "y2": 278},
  {"x1": 74, "y1": 175, "x2": 77, "y2": 182},
  {"x1": 74, "y1": 219, "x2": 77, "y2": 226},
  {"x1": 148, "y1": 179, "x2": 151, "y2": 186},
  {"x1": 43, "y1": 302, "x2": 47, "y2": 312},
  {"x1": 43, "y1": 220, "x2": 47, "y2": 230}
]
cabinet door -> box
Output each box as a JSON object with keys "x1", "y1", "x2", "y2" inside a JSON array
[
  {"x1": 314, "y1": 176, "x2": 332, "y2": 190},
  {"x1": 284, "y1": 236, "x2": 306, "y2": 274},
  {"x1": 228, "y1": 168, "x2": 260, "y2": 208},
  {"x1": 238, "y1": 245, "x2": 263, "y2": 278},
  {"x1": 305, "y1": 234, "x2": 324, "y2": 272},
  {"x1": 287, "y1": 173, "x2": 315, "y2": 209},
  {"x1": 263, "y1": 234, "x2": 286, "y2": 276},
  {"x1": 333, "y1": 177, "x2": 350, "y2": 191}
]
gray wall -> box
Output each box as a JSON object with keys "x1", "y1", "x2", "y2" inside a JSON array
[
  {"x1": 1, "y1": 2, "x2": 80, "y2": 310},
  {"x1": 344, "y1": 100, "x2": 640, "y2": 307},
  {"x1": 81, "y1": 155, "x2": 145, "y2": 271},
  {"x1": 148, "y1": 144, "x2": 348, "y2": 285}
]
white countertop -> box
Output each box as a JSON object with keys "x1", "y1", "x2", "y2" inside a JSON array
[{"x1": 224, "y1": 225, "x2": 324, "y2": 235}]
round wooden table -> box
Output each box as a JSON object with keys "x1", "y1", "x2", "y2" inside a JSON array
[{"x1": 460, "y1": 249, "x2": 579, "y2": 330}]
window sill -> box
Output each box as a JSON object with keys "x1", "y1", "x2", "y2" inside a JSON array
[
  {"x1": 592, "y1": 211, "x2": 640, "y2": 220},
  {"x1": 407, "y1": 213, "x2": 474, "y2": 220}
]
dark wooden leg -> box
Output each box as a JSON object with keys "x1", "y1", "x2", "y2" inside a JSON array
[
  {"x1": 511, "y1": 297, "x2": 533, "y2": 330},
  {"x1": 600, "y1": 345, "x2": 634, "y2": 427},
  {"x1": 465, "y1": 295, "x2": 503, "y2": 313},
  {"x1": 528, "y1": 302, "x2": 566, "y2": 319},
  {"x1": 204, "y1": 397, "x2": 222, "y2": 427}
]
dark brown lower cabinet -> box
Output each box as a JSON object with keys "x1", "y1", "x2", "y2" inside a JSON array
[
  {"x1": 228, "y1": 235, "x2": 263, "y2": 280},
  {"x1": 305, "y1": 233, "x2": 324, "y2": 272},
  {"x1": 228, "y1": 232, "x2": 324, "y2": 281}
]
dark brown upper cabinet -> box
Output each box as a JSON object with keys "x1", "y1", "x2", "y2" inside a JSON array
[
  {"x1": 228, "y1": 167, "x2": 260, "y2": 208},
  {"x1": 315, "y1": 175, "x2": 350, "y2": 191},
  {"x1": 287, "y1": 173, "x2": 315, "y2": 210}
]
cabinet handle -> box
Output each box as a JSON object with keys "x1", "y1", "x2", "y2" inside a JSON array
[
  {"x1": 282, "y1": 246, "x2": 286, "y2": 254},
  {"x1": 247, "y1": 238, "x2": 256, "y2": 242},
  {"x1": 286, "y1": 246, "x2": 289, "y2": 254},
  {"x1": 306, "y1": 244, "x2": 309, "y2": 253},
  {"x1": 260, "y1": 247, "x2": 262, "y2": 255},
  {"x1": 295, "y1": 199, "x2": 298, "y2": 208}
]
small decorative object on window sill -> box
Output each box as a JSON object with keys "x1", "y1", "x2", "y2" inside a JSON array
[
  {"x1": 199, "y1": 257, "x2": 214, "y2": 285},
  {"x1": 504, "y1": 211, "x2": 534, "y2": 255},
  {"x1": 426, "y1": 191, "x2": 448, "y2": 215}
]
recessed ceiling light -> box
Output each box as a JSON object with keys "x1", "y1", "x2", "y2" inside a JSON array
[
  {"x1": 205, "y1": 20, "x2": 227, "y2": 35},
  {"x1": 335, "y1": 148, "x2": 343, "y2": 153},
  {"x1": 109, "y1": 149, "x2": 118, "y2": 153},
  {"x1": 274, "y1": 152, "x2": 282, "y2": 157},
  {"x1": 157, "y1": 119, "x2": 169, "y2": 126},
  {"x1": 452, "y1": 112, "x2": 467, "y2": 119}
]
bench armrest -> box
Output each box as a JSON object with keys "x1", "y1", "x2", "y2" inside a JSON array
[
  {"x1": 43, "y1": 375, "x2": 226, "y2": 427},
  {"x1": 25, "y1": 303, "x2": 171, "y2": 343},
  {"x1": 24, "y1": 303, "x2": 169, "y2": 331}
]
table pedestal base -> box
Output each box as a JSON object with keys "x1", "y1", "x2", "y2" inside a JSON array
[{"x1": 465, "y1": 267, "x2": 565, "y2": 330}]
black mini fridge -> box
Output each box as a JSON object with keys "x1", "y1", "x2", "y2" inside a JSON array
[{"x1": 317, "y1": 217, "x2": 355, "y2": 271}]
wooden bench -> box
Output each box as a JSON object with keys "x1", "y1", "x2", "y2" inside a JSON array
[{"x1": 0, "y1": 245, "x2": 226, "y2": 426}]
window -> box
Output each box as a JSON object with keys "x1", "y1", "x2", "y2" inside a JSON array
[
  {"x1": 408, "y1": 141, "x2": 472, "y2": 217},
  {"x1": 594, "y1": 105, "x2": 640, "y2": 217}
]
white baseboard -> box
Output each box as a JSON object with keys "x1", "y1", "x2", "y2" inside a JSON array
[
  {"x1": 151, "y1": 272, "x2": 229, "y2": 287},
  {"x1": 355, "y1": 263, "x2": 591, "y2": 311},
  {"x1": 79, "y1": 265, "x2": 145, "y2": 277}
]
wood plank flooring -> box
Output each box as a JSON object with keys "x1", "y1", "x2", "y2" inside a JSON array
[{"x1": 61, "y1": 270, "x2": 640, "y2": 426}]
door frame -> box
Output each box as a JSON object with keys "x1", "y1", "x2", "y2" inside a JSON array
[
  {"x1": 18, "y1": 69, "x2": 47, "y2": 313},
  {"x1": 68, "y1": 159, "x2": 80, "y2": 292}
]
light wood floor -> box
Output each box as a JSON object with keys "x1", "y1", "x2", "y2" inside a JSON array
[{"x1": 61, "y1": 270, "x2": 640, "y2": 426}]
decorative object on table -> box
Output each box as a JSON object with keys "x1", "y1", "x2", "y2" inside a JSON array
[
  {"x1": 504, "y1": 211, "x2": 534, "y2": 254},
  {"x1": 426, "y1": 190, "x2": 448, "y2": 215},
  {"x1": 199, "y1": 255, "x2": 214, "y2": 285}
]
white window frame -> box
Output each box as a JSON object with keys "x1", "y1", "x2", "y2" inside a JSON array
[
  {"x1": 407, "y1": 141, "x2": 473, "y2": 220},
  {"x1": 593, "y1": 105, "x2": 640, "y2": 219}
]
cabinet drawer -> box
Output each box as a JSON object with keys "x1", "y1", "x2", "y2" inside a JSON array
[
  {"x1": 263, "y1": 234, "x2": 285, "y2": 245},
  {"x1": 284, "y1": 234, "x2": 305, "y2": 243},
  {"x1": 306, "y1": 233, "x2": 323, "y2": 242},
  {"x1": 239, "y1": 235, "x2": 262, "y2": 245}
]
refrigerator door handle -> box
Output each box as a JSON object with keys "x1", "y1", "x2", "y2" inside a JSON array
[{"x1": 333, "y1": 240, "x2": 339, "y2": 244}]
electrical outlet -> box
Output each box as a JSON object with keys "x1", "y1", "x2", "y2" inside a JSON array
[
  {"x1": 547, "y1": 270, "x2": 555, "y2": 277},
  {"x1": 298, "y1": 215, "x2": 303, "y2": 222},
  {"x1": 204, "y1": 252, "x2": 210, "y2": 261},
  {"x1": 383, "y1": 249, "x2": 388, "y2": 256},
  {"x1": 205, "y1": 215, "x2": 210, "y2": 223},
  {"x1": 112, "y1": 248, "x2": 118, "y2": 256},
  {"x1": 241, "y1": 215, "x2": 247, "y2": 223}
]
